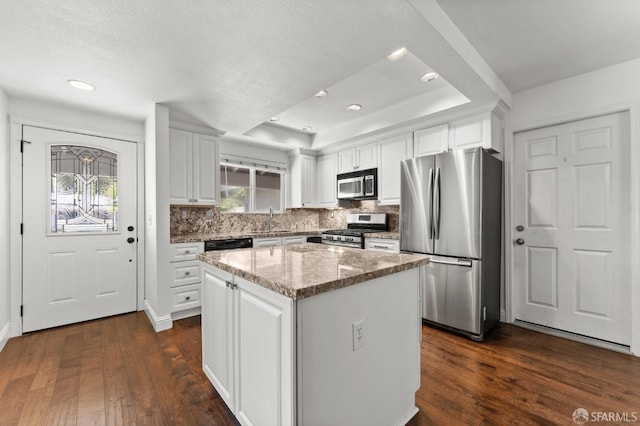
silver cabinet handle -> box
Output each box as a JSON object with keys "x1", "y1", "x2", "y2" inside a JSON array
[
  {"x1": 185, "y1": 296, "x2": 191, "y2": 301},
  {"x1": 185, "y1": 271, "x2": 190, "y2": 276},
  {"x1": 185, "y1": 250, "x2": 190, "y2": 254},
  {"x1": 515, "y1": 238, "x2": 525, "y2": 245}
]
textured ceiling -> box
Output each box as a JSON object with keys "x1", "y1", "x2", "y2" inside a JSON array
[
  {"x1": 4, "y1": 1, "x2": 638, "y2": 146},
  {"x1": 435, "y1": 0, "x2": 640, "y2": 92},
  {"x1": 0, "y1": 0, "x2": 498, "y2": 143}
]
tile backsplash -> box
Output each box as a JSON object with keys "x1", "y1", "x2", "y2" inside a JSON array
[{"x1": 170, "y1": 201, "x2": 399, "y2": 236}]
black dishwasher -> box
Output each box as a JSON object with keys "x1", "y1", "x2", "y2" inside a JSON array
[{"x1": 204, "y1": 238, "x2": 253, "y2": 251}]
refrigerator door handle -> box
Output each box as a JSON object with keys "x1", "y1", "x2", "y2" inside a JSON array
[
  {"x1": 428, "y1": 167, "x2": 434, "y2": 239},
  {"x1": 433, "y1": 167, "x2": 441, "y2": 239},
  {"x1": 429, "y1": 258, "x2": 473, "y2": 267}
]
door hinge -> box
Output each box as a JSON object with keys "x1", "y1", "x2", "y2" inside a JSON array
[
  {"x1": 20, "y1": 305, "x2": 23, "y2": 317},
  {"x1": 20, "y1": 223, "x2": 23, "y2": 235},
  {"x1": 20, "y1": 139, "x2": 31, "y2": 153}
]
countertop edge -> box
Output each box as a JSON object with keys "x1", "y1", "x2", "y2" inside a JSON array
[{"x1": 198, "y1": 252, "x2": 428, "y2": 300}]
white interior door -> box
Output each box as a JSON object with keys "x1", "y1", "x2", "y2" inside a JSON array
[
  {"x1": 513, "y1": 112, "x2": 631, "y2": 345},
  {"x1": 22, "y1": 126, "x2": 138, "y2": 332}
]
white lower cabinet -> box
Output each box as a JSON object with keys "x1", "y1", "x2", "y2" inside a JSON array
[
  {"x1": 253, "y1": 237, "x2": 282, "y2": 247},
  {"x1": 169, "y1": 242, "x2": 204, "y2": 317},
  {"x1": 254, "y1": 235, "x2": 308, "y2": 247},
  {"x1": 364, "y1": 238, "x2": 400, "y2": 253},
  {"x1": 202, "y1": 266, "x2": 294, "y2": 426}
]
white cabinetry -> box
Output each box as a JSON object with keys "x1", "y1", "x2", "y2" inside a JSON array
[
  {"x1": 253, "y1": 235, "x2": 308, "y2": 247},
  {"x1": 338, "y1": 143, "x2": 377, "y2": 173},
  {"x1": 413, "y1": 110, "x2": 503, "y2": 156},
  {"x1": 169, "y1": 242, "x2": 204, "y2": 318},
  {"x1": 202, "y1": 267, "x2": 295, "y2": 426},
  {"x1": 364, "y1": 238, "x2": 400, "y2": 253},
  {"x1": 282, "y1": 235, "x2": 306, "y2": 245},
  {"x1": 316, "y1": 153, "x2": 338, "y2": 207},
  {"x1": 378, "y1": 133, "x2": 413, "y2": 205},
  {"x1": 253, "y1": 237, "x2": 282, "y2": 247},
  {"x1": 289, "y1": 150, "x2": 316, "y2": 208},
  {"x1": 414, "y1": 124, "x2": 449, "y2": 157},
  {"x1": 169, "y1": 128, "x2": 219, "y2": 205},
  {"x1": 449, "y1": 111, "x2": 502, "y2": 152}
]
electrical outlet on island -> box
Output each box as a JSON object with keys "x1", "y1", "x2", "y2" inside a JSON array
[{"x1": 352, "y1": 319, "x2": 365, "y2": 351}]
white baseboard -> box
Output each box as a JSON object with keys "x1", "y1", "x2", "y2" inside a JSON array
[
  {"x1": 144, "y1": 300, "x2": 173, "y2": 332},
  {"x1": 171, "y1": 307, "x2": 201, "y2": 321},
  {"x1": 500, "y1": 309, "x2": 506, "y2": 323},
  {"x1": 0, "y1": 323, "x2": 11, "y2": 352}
]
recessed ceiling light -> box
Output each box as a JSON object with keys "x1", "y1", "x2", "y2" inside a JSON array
[
  {"x1": 346, "y1": 104, "x2": 362, "y2": 112},
  {"x1": 387, "y1": 47, "x2": 408, "y2": 61},
  {"x1": 314, "y1": 89, "x2": 328, "y2": 98},
  {"x1": 269, "y1": 116, "x2": 280, "y2": 122},
  {"x1": 420, "y1": 72, "x2": 440, "y2": 82},
  {"x1": 67, "y1": 79, "x2": 95, "y2": 91},
  {"x1": 301, "y1": 126, "x2": 312, "y2": 131}
]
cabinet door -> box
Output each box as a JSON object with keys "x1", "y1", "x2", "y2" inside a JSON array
[
  {"x1": 202, "y1": 268, "x2": 235, "y2": 411},
  {"x1": 378, "y1": 133, "x2": 413, "y2": 205},
  {"x1": 234, "y1": 277, "x2": 294, "y2": 426},
  {"x1": 169, "y1": 128, "x2": 193, "y2": 203},
  {"x1": 316, "y1": 153, "x2": 338, "y2": 207},
  {"x1": 414, "y1": 124, "x2": 448, "y2": 157},
  {"x1": 301, "y1": 155, "x2": 316, "y2": 207},
  {"x1": 253, "y1": 237, "x2": 282, "y2": 247},
  {"x1": 357, "y1": 143, "x2": 378, "y2": 170},
  {"x1": 193, "y1": 133, "x2": 219, "y2": 205},
  {"x1": 338, "y1": 148, "x2": 357, "y2": 173}
]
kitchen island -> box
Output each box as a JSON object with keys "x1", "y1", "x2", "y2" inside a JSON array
[{"x1": 198, "y1": 243, "x2": 428, "y2": 426}]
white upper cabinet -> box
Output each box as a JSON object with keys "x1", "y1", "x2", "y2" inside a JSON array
[
  {"x1": 338, "y1": 142, "x2": 378, "y2": 173},
  {"x1": 169, "y1": 128, "x2": 219, "y2": 205},
  {"x1": 316, "y1": 153, "x2": 338, "y2": 208},
  {"x1": 289, "y1": 150, "x2": 316, "y2": 208},
  {"x1": 413, "y1": 109, "x2": 504, "y2": 156},
  {"x1": 378, "y1": 133, "x2": 413, "y2": 205},
  {"x1": 449, "y1": 111, "x2": 502, "y2": 153},
  {"x1": 414, "y1": 124, "x2": 449, "y2": 157}
]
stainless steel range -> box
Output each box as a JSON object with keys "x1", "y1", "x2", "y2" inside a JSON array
[{"x1": 321, "y1": 213, "x2": 388, "y2": 248}]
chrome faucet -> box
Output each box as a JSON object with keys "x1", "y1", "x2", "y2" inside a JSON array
[{"x1": 268, "y1": 207, "x2": 275, "y2": 231}]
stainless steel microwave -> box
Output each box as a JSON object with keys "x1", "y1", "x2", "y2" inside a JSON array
[{"x1": 337, "y1": 168, "x2": 378, "y2": 200}]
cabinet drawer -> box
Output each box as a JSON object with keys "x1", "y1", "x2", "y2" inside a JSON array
[
  {"x1": 365, "y1": 238, "x2": 400, "y2": 253},
  {"x1": 172, "y1": 260, "x2": 201, "y2": 287},
  {"x1": 171, "y1": 242, "x2": 204, "y2": 262},
  {"x1": 171, "y1": 283, "x2": 202, "y2": 312},
  {"x1": 282, "y1": 235, "x2": 306, "y2": 245}
]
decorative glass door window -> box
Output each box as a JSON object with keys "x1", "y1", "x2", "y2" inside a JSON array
[{"x1": 50, "y1": 145, "x2": 118, "y2": 233}]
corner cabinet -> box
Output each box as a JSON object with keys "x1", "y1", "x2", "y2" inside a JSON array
[
  {"x1": 289, "y1": 150, "x2": 316, "y2": 208},
  {"x1": 378, "y1": 133, "x2": 413, "y2": 205},
  {"x1": 202, "y1": 267, "x2": 295, "y2": 426},
  {"x1": 316, "y1": 153, "x2": 338, "y2": 207},
  {"x1": 169, "y1": 128, "x2": 220, "y2": 205}
]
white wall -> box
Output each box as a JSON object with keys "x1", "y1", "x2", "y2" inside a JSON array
[
  {"x1": 0, "y1": 88, "x2": 10, "y2": 350},
  {"x1": 144, "y1": 104, "x2": 173, "y2": 331},
  {"x1": 505, "y1": 57, "x2": 640, "y2": 355}
]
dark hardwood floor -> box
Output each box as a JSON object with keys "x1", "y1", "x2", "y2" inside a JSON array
[{"x1": 1, "y1": 312, "x2": 638, "y2": 425}]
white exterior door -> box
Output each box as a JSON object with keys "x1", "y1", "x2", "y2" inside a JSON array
[
  {"x1": 513, "y1": 112, "x2": 631, "y2": 345},
  {"x1": 22, "y1": 126, "x2": 138, "y2": 332}
]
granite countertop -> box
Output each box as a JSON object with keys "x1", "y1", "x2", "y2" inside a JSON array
[
  {"x1": 171, "y1": 229, "x2": 324, "y2": 244},
  {"x1": 363, "y1": 231, "x2": 399, "y2": 240},
  {"x1": 198, "y1": 243, "x2": 428, "y2": 300}
]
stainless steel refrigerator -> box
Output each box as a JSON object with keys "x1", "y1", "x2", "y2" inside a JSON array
[{"x1": 400, "y1": 147, "x2": 502, "y2": 340}]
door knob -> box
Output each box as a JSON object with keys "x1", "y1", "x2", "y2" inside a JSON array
[
  {"x1": 127, "y1": 237, "x2": 135, "y2": 244},
  {"x1": 516, "y1": 225, "x2": 524, "y2": 232},
  {"x1": 515, "y1": 238, "x2": 525, "y2": 245},
  {"x1": 128, "y1": 226, "x2": 135, "y2": 232}
]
